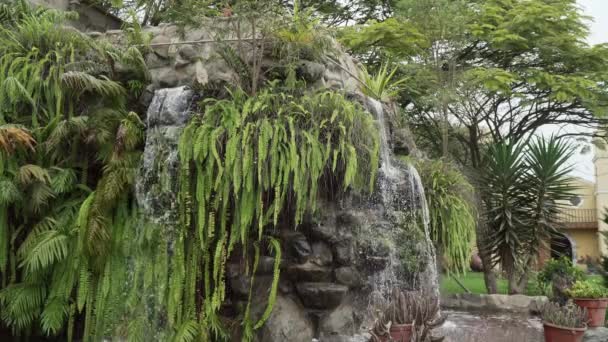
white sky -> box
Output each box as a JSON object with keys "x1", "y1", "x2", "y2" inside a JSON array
[
  {"x1": 579, "y1": 0, "x2": 607, "y2": 45},
  {"x1": 554, "y1": 1, "x2": 607, "y2": 181}
]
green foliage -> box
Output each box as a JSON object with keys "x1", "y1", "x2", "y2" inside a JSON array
[
  {"x1": 272, "y1": 1, "x2": 335, "y2": 63},
  {"x1": 481, "y1": 137, "x2": 577, "y2": 293},
  {"x1": 0, "y1": 0, "x2": 148, "y2": 339},
  {"x1": 339, "y1": 18, "x2": 428, "y2": 60},
  {"x1": 537, "y1": 257, "x2": 585, "y2": 296},
  {"x1": 414, "y1": 159, "x2": 476, "y2": 274},
  {"x1": 360, "y1": 63, "x2": 408, "y2": 102},
  {"x1": 137, "y1": 85, "x2": 378, "y2": 340},
  {"x1": 567, "y1": 280, "x2": 608, "y2": 299},
  {"x1": 392, "y1": 212, "x2": 427, "y2": 283}
]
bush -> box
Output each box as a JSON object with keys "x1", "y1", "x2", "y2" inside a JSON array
[
  {"x1": 537, "y1": 257, "x2": 585, "y2": 296},
  {"x1": 567, "y1": 280, "x2": 608, "y2": 299}
]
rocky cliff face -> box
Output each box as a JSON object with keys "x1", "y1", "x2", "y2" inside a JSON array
[{"x1": 97, "y1": 21, "x2": 437, "y2": 342}]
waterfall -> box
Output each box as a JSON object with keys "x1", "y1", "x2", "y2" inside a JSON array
[
  {"x1": 407, "y1": 164, "x2": 440, "y2": 299},
  {"x1": 132, "y1": 86, "x2": 195, "y2": 338},
  {"x1": 365, "y1": 97, "x2": 440, "y2": 300},
  {"x1": 136, "y1": 86, "x2": 194, "y2": 226}
]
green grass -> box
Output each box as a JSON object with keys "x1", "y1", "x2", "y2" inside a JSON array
[
  {"x1": 440, "y1": 272, "x2": 604, "y2": 296},
  {"x1": 441, "y1": 272, "x2": 509, "y2": 295}
]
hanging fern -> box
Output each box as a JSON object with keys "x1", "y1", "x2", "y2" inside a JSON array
[{"x1": 158, "y1": 86, "x2": 380, "y2": 340}]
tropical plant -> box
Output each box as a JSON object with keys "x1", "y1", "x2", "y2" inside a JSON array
[
  {"x1": 414, "y1": 158, "x2": 476, "y2": 274},
  {"x1": 360, "y1": 63, "x2": 409, "y2": 102},
  {"x1": 0, "y1": 0, "x2": 148, "y2": 340},
  {"x1": 567, "y1": 280, "x2": 608, "y2": 299},
  {"x1": 411, "y1": 294, "x2": 446, "y2": 342},
  {"x1": 156, "y1": 85, "x2": 380, "y2": 339},
  {"x1": 481, "y1": 136, "x2": 577, "y2": 294},
  {"x1": 541, "y1": 302, "x2": 588, "y2": 328},
  {"x1": 369, "y1": 289, "x2": 446, "y2": 342},
  {"x1": 272, "y1": 0, "x2": 334, "y2": 63}
]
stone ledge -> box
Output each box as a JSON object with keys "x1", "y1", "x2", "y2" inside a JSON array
[{"x1": 441, "y1": 293, "x2": 548, "y2": 313}]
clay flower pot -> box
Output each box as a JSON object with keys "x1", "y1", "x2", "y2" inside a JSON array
[
  {"x1": 386, "y1": 323, "x2": 413, "y2": 342},
  {"x1": 543, "y1": 322, "x2": 586, "y2": 342},
  {"x1": 573, "y1": 298, "x2": 608, "y2": 327}
]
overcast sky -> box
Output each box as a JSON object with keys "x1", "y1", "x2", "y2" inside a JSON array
[
  {"x1": 578, "y1": 0, "x2": 607, "y2": 44},
  {"x1": 554, "y1": 1, "x2": 607, "y2": 181}
]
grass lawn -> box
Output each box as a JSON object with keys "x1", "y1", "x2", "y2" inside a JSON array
[
  {"x1": 440, "y1": 272, "x2": 604, "y2": 295},
  {"x1": 441, "y1": 272, "x2": 509, "y2": 295}
]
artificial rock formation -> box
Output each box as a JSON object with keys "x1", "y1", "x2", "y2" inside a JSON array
[{"x1": 97, "y1": 20, "x2": 438, "y2": 342}]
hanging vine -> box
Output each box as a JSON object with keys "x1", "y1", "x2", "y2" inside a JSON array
[{"x1": 167, "y1": 85, "x2": 380, "y2": 339}]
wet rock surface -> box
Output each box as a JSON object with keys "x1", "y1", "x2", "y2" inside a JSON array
[
  {"x1": 296, "y1": 283, "x2": 349, "y2": 310},
  {"x1": 258, "y1": 295, "x2": 315, "y2": 342},
  {"x1": 105, "y1": 21, "x2": 440, "y2": 342}
]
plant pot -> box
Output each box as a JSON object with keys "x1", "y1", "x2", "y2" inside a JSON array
[
  {"x1": 573, "y1": 298, "x2": 608, "y2": 327},
  {"x1": 543, "y1": 322, "x2": 586, "y2": 342},
  {"x1": 382, "y1": 323, "x2": 413, "y2": 342}
]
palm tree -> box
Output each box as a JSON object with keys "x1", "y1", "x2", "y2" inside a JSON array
[{"x1": 480, "y1": 136, "x2": 576, "y2": 294}]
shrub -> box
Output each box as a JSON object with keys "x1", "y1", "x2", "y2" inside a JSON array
[
  {"x1": 567, "y1": 280, "x2": 608, "y2": 299},
  {"x1": 537, "y1": 257, "x2": 584, "y2": 296}
]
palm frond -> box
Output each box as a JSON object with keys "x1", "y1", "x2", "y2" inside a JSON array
[
  {"x1": 61, "y1": 71, "x2": 126, "y2": 98},
  {"x1": 0, "y1": 124, "x2": 35, "y2": 153}
]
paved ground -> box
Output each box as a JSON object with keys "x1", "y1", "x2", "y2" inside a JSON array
[{"x1": 438, "y1": 310, "x2": 543, "y2": 342}]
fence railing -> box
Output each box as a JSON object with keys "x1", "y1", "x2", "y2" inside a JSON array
[{"x1": 557, "y1": 209, "x2": 598, "y2": 228}]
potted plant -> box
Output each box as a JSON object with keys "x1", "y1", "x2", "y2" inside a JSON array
[
  {"x1": 370, "y1": 289, "x2": 415, "y2": 342},
  {"x1": 541, "y1": 302, "x2": 587, "y2": 342},
  {"x1": 410, "y1": 294, "x2": 446, "y2": 342},
  {"x1": 568, "y1": 279, "x2": 608, "y2": 327}
]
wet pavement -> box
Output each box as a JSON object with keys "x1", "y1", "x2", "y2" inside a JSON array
[{"x1": 438, "y1": 310, "x2": 543, "y2": 342}]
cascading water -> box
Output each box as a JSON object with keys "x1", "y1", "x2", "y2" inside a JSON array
[
  {"x1": 365, "y1": 97, "x2": 440, "y2": 300},
  {"x1": 133, "y1": 86, "x2": 195, "y2": 338},
  {"x1": 131, "y1": 86, "x2": 439, "y2": 340},
  {"x1": 136, "y1": 86, "x2": 194, "y2": 226}
]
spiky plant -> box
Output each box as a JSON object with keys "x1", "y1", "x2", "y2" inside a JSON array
[
  {"x1": 360, "y1": 63, "x2": 409, "y2": 102},
  {"x1": 481, "y1": 136, "x2": 577, "y2": 294},
  {"x1": 541, "y1": 302, "x2": 588, "y2": 328}
]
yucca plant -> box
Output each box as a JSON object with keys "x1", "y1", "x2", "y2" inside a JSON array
[{"x1": 480, "y1": 136, "x2": 577, "y2": 294}]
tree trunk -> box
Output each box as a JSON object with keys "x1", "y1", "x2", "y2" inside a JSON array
[
  {"x1": 482, "y1": 263, "x2": 498, "y2": 294},
  {"x1": 507, "y1": 256, "x2": 534, "y2": 294},
  {"x1": 476, "y1": 223, "x2": 498, "y2": 294}
]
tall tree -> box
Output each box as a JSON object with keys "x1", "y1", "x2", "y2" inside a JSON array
[{"x1": 341, "y1": 0, "x2": 608, "y2": 293}]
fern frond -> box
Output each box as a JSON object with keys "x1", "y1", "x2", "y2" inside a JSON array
[
  {"x1": 173, "y1": 320, "x2": 199, "y2": 342},
  {"x1": 61, "y1": 71, "x2": 126, "y2": 98},
  {"x1": 20, "y1": 229, "x2": 69, "y2": 274},
  {"x1": 18, "y1": 164, "x2": 51, "y2": 185},
  {"x1": 41, "y1": 296, "x2": 68, "y2": 335}
]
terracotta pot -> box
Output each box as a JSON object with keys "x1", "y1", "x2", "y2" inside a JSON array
[
  {"x1": 543, "y1": 322, "x2": 586, "y2": 342},
  {"x1": 574, "y1": 298, "x2": 608, "y2": 327},
  {"x1": 386, "y1": 323, "x2": 413, "y2": 342}
]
